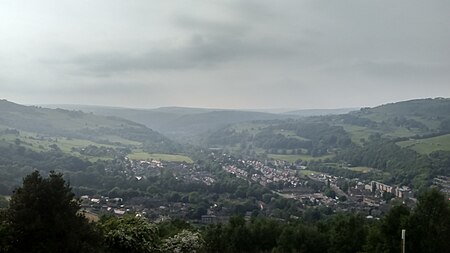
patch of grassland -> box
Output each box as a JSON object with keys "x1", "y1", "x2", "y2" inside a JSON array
[
  {"x1": 384, "y1": 127, "x2": 417, "y2": 138},
  {"x1": 0, "y1": 131, "x2": 139, "y2": 163},
  {"x1": 273, "y1": 129, "x2": 310, "y2": 141},
  {"x1": 57, "y1": 138, "x2": 116, "y2": 153},
  {"x1": 409, "y1": 116, "x2": 441, "y2": 131},
  {"x1": 397, "y1": 134, "x2": 450, "y2": 154},
  {"x1": 340, "y1": 124, "x2": 378, "y2": 145},
  {"x1": 97, "y1": 135, "x2": 141, "y2": 146},
  {"x1": 128, "y1": 151, "x2": 193, "y2": 163},
  {"x1": 1, "y1": 132, "x2": 116, "y2": 153}
]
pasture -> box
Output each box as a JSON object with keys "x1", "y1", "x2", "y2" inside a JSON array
[{"x1": 397, "y1": 134, "x2": 450, "y2": 154}]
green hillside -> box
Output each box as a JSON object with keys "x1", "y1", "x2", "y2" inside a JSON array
[
  {"x1": 202, "y1": 98, "x2": 450, "y2": 163},
  {"x1": 0, "y1": 99, "x2": 180, "y2": 158},
  {"x1": 42, "y1": 104, "x2": 295, "y2": 141},
  {"x1": 397, "y1": 134, "x2": 450, "y2": 154}
]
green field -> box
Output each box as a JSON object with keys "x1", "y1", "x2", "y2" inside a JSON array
[
  {"x1": 128, "y1": 151, "x2": 193, "y2": 163},
  {"x1": 1, "y1": 130, "x2": 194, "y2": 163},
  {"x1": 397, "y1": 134, "x2": 450, "y2": 154},
  {"x1": 1, "y1": 133, "x2": 116, "y2": 151},
  {"x1": 268, "y1": 154, "x2": 334, "y2": 163},
  {"x1": 273, "y1": 130, "x2": 309, "y2": 141},
  {"x1": 340, "y1": 124, "x2": 378, "y2": 144},
  {"x1": 0, "y1": 131, "x2": 136, "y2": 161},
  {"x1": 96, "y1": 135, "x2": 141, "y2": 146}
]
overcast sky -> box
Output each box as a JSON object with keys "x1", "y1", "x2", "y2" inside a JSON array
[{"x1": 1, "y1": 0, "x2": 450, "y2": 109}]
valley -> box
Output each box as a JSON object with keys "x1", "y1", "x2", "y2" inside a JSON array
[{"x1": 1, "y1": 98, "x2": 450, "y2": 252}]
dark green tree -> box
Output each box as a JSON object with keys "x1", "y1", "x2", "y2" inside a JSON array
[
  {"x1": 407, "y1": 188, "x2": 450, "y2": 253},
  {"x1": 0, "y1": 209, "x2": 12, "y2": 253},
  {"x1": 365, "y1": 204, "x2": 410, "y2": 253},
  {"x1": 5, "y1": 171, "x2": 102, "y2": 253},
  {"x1": 327, "y1": 214, "x2": 367, "y2": 253}
]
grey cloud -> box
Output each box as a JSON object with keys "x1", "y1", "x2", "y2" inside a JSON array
[
  {"x1": 2, "y1": 0, "x2": 450, "y2": 109},
  {"x1": 356, "y1": 61, "x2": 450, "y2": 79},
  {"x1": 63, "y1": 32, "x2": 299, "y2": 75},
  {"x1": 173, "y1": 15, "x2": 248, "y2": 36}
]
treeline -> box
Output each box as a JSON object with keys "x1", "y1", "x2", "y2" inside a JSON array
[
  {"x1": 1, "y1": 171, "x2": 449, "y2": 253},
  {"x1": 206, "y1": 121, "x2": 352, "y2": 157},
  {"x1": 335, "y1": 135, "x2": 450, "y2": 188},
  {"x1": 254, "y1": 130, "x2": 312, "y2": 150},
  {"x1": 0, "y1": 143, "x2": 91, "y2": 194}
]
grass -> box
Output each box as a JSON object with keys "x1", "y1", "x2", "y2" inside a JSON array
[
  {"x1": 340, "y1": 124, "x2": 378, "y2": 145},
  {"x1": 96, "y1": 135, "x2": 141, "y2": 146},
  {"x1": 397, "y1": 134, "x2": 450, "y2": 154},
  {"x1": 384, "y1": 127, "x2": 417, "y2": 138},
  {"x1": 268, "y1": 154, "x2": 334, "y2": 163},
  {"x1": 341, "y1": 123, "x2": 422, "y2": 145},
  {"x1": 0, "y1": 132, "x2": 117, "y2": 152},
  {"x1": 57, "y1": 138, "x2": 116, "y2": 153},
  {"x1": 273, "y1": 129, "x2": 309, "y2": 141},
  {"x1": 128, "y1": 151, "x2": 193, "y2": 163},
  {"x1": 0, "y1": 131, "x2": 139, "y2": 162}
]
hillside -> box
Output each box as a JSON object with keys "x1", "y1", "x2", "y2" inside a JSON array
[
  {"x1": 41, "y1": 104, "x2": 295, "y2": 141},
  {"x1": 331, "y1": 98, "x2": 450, "y2": 145},
  {"x1": 284, "y1": 108, "x2": 358, "y2": 116},
  {"x1": 0, "y1": 99, "x2": 180, "y2": 157},
  {"x1": 202, "y1": 98, "x2": 450, "y2": 160}
]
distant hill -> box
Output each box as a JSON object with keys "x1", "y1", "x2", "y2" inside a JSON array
[
  {"x1": 333, "y1": 98, "x2": 450, "y2": 142},
  {"x1": 37, "y1": 98, "x2": 450, "y2": 155},
  {"x1": 0, "y1": 99, "x2": 179, "y2": 154},
  {"x1": 41, "y1": 105, "x2": 297, "y2": 141},
  {"x1": 284, "y1": 108, "x2": 358, "y2": 116},
  {"x1": 201, "y1": 98, "x2": 450, "y2": 158}
]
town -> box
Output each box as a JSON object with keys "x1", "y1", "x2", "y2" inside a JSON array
[{"x1": 79, "y1": 152, "x2": 424, "y2": 224}]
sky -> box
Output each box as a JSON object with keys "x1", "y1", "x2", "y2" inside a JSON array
[{"x1": 1, "y1": 0, "x2": 450, "y2": 109}]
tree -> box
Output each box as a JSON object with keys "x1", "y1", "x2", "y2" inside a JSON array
[
  {"x1": 5, "y1": 171, "x2": 101, "y2": 253},
  {"x1": 100, "y1": 215, "x2": 160, "y2": 253},
  {"x1": 0, "y1": 209, "x2": 12, "y2": 253},
  {"x1": 325, "y1": 188, "x2": 336, "y2": 199},
  {"x1": 161, "y1": 229, "x2": 205, "y2": 253},
  {"x1": 327, "y1": 214, "x2": 367, "y2": 253},
  {"x1": 365, "y1": 204, "x2": 410, "y2": 253},
  {"x1": 407, "y1": 188, "x2": 450, "y2": 253}
]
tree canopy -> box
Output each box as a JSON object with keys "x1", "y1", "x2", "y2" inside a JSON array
[{"x1": 4, "y1": 171, "x2": 101, "y2": 253}]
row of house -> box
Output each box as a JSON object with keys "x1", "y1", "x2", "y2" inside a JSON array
[{"x1": 370, "y1": 181, "x2": 413, "y2": 199}]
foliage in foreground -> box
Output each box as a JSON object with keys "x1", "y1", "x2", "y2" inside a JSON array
[
  {"x1": 0, "y1": 171, "x2": 449, "y2": 253},
  {"x1": 1, "y1": 171, "x2": 102, "y2": 253}
]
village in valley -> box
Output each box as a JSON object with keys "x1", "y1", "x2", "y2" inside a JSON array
[{"x1": 79, "y1": 151, "x2": 428, "y2": 224}]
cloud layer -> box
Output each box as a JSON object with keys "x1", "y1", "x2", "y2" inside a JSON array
[{"x1": 1, "y1": 0, "x2": 450, "y2": 109}]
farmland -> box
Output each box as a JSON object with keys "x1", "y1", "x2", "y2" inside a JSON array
[{"x1": 397, "y1": 134, "x2": 450, "y2": 154}]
